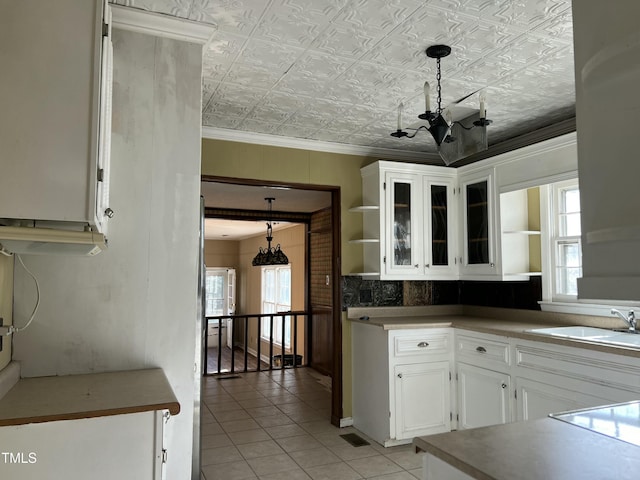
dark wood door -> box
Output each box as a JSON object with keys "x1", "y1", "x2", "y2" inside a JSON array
[{"x1": 308, "y1": 208, "x2": 333, "y2": 376}]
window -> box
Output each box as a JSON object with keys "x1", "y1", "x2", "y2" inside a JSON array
[
  {"x1": 261, "y1": 265, "x2": 291, "y2": 347},
  {"x1": 205, "y1": 269, "x2": 225, "y2": 316},
  {"x1": 544, "y1": 180, "x2": 582, "y2": 301},
  {"x1": 205, "y1": 268, "x2": 235, "y2": 317}
]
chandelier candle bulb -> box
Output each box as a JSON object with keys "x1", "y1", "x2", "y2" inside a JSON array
[
  {"x1": 424, "y1": 82, "x2": 431, "y2": 112},
  {"x1": 479, "y1": 92, "x2": 486, "y2": 118}
]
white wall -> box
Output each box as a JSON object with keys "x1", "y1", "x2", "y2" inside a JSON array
[{"x1": 12, "y1": 29, "x2": 202, "y2": 478}]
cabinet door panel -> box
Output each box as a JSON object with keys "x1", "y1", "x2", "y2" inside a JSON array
[
  {"x1": 385, "y1": 172, "x2": 422, "y2": 277},
  {"x1": 394, "y1": 361, "x2": 451, "y2": 439},
  {"x1": 424, "y1": 177, "x2": 457, "y2": 278},
  {"x1": 457, "y1": 363, "x2": 511, "y2": 429},
  {"x1": 460, "y1": 171, "x2": 497, "y2": 277},
  {"x1": 515, "y1": 377, "x2": 609, "y2": 422}
]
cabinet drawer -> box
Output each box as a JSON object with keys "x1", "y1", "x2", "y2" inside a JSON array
[
  {"x1": 391, "y1": 329, "x2": 451, "y2": 361},
  {"x1": 456, "y1": 333, "x2": 510, "y2": 367}
]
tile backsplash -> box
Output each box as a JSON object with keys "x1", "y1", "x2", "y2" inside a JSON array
[{"x1": 342, "y1": 276, "x2": 542, "y2": 311}]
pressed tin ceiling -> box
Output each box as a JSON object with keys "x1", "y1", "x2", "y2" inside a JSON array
[{"x1": 111, "y1": 0, "x2": 576, "y2": 164}]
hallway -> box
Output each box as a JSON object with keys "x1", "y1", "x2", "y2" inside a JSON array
[{"x1": 200, "y1": 368, "x2": 425, "y2": 480}]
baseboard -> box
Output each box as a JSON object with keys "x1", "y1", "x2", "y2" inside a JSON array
[{"x1": 339, "y1": 417, "x2": 354, "y2": 427}]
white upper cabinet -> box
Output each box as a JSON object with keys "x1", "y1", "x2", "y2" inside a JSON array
[
  {"x1": 458, "y1": 169, "x2": 498, "y2": 278},
  {"x1": 353, "y1": 161, "x2": 458, "y2": 280},
  {"x1": 385, "y1": 171, "x2": 423, "y2": 278},
  {"x1": 0, "y1": 0, "x2": 112, "y2": 234}
]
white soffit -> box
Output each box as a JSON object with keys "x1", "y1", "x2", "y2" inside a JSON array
[{"x1": 111, "y1": 5, "x2": 216, "y2": 44}]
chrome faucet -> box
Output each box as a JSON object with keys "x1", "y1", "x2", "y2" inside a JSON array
[{"x1": 610, "y1": 308, "x2": 637, "y2": 332}]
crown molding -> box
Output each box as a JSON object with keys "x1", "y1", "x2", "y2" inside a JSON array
[
  {"x1": 111, "y1": 5, "x2": 216, "y2": 44},
  {"x1": 201, "y1": 126, "x2": 443, "y2": 163}
]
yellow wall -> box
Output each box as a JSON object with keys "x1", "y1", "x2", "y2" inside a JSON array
[
  {"x1": 0, "y1": 255, "x2": 13, "y2": 371},
  {"x1": 527, "y1": 187, "x2": 542, "y2": 272},
  {"x1": 204, "y1": 239, "x2": 240, "y2": 270},
  {"x1": 201, "y1": 138, "x2": 375, "y2": 418},
  {"x1": 202, "y1": 139, "x2": 375, "y2": 275}
]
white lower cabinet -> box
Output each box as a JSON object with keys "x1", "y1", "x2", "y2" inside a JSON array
[
  {"x1": 457, "y1": 363, "x2": 511, "y2": 429},
  {"x1": 395, "y1": 361, "x2": 451, "y2": 440},
  {"x1": 515, "y1": 377, "x2": 610, "y2": 421},
  {"x1": 455, "y1": 331, "x2": 512, "y2": 429},
  {"x1": 351, "y1": 324, "x2": 453, "y2": 446},
  {"x1": 353, "y1": 322, "x2": 640, "y2": 449}
]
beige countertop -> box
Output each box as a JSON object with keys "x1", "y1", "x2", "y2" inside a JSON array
[
  {"x1": 0, "y1": 368, "x2": 180, "y2": 427},
  {"x1": 413, "y1": 417, "x2": 640, "y2": 480},
  {"x1": 347, "y1": 305, "x2": 640, "y2": 358}
]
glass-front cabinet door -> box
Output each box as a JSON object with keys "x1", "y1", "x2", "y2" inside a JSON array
[
  {"x1": 385, "y1": 172, "x2": 422, "y2": 277},
  {"x1": 461, "y1": 171, "x2": 496, "y2": 276},
  {"x1": 424, "y1": 177, "x2": 457, "y2": 278}
]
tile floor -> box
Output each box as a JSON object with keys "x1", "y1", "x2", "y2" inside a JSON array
[{"x1": 200, "y1": 368, "x2": 425, "y2": 480}]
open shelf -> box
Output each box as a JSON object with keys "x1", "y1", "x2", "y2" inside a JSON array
[
  {"x1": 348, "y1": 205, "x2": 379, "y2": 212},
  {"x1": 349, "y1": 238, "x2": 380, "y2": 244}
]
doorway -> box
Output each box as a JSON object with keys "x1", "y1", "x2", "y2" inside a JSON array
[{"x1": 201, "y1": 176, "x2": 343, "y2": 425}]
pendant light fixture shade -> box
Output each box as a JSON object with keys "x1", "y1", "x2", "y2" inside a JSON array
[{"x1": 252, "y1": 197, "x2": 289, "y2": 266}]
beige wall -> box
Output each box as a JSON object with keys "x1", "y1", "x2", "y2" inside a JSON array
[
  {"x1": 0, "y1": 255, "x2": 13, "y2": 371},
  {"x1": 204, "y1": 239, "x2": 240, "y2": 269}
]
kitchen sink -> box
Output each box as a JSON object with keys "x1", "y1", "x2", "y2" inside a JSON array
[{"x1": 527, "y1": 326, "x2": 640, "y2": 348}]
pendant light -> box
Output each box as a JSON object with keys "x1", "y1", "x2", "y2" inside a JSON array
[{"x1": 252, "y1": 197, "x2": 289, "y2": 266}]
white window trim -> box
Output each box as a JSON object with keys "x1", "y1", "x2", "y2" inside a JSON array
[{"x1": 539, "y1": 182, "x2": 640, "y2": 316}]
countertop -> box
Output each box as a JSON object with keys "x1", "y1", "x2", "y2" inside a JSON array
[
  {"x1": 347, "y1": 305, "x2": 640, "y2": 358},
  {"x1": 414, "y1": 415, "x2": 640, "y2": 480},
  {"x1": 0, "y1": 368, "x2": 180, "y2": 427}
]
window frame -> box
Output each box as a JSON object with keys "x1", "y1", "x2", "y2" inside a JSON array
[{"x1": 260, "y1": 265, "x2": 292, "y2": 348}]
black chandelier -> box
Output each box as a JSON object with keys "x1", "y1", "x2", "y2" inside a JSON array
[
  {"x1": 391, "y1": 44, "x2": 492, "y2": 159},
  {"x1": 252, "y1": 197, "x2": 289, "y2": 266}
]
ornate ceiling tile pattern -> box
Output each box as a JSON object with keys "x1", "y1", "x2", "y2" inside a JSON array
[{"x1": 113, "y1": 0, "x2": 575, "y2": 157}]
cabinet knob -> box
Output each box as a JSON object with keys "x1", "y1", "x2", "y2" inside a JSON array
[
  {"x1": 425, "y1": 264, "x2": 430, "y2": 268},
  {"x1": 490, "y1": 262, "x2": 495, "y2": 268},
  {"x1": 501, "y1": 382, "x2": 507, "y2": 389},
  {"x1": 397, "y1": 373, "x2": 403, "y2": 379},
  {"x1": 104, "y1": 207, "x2": 114, "y2": 218},
  {"x1": 476, "y1": 346, "x2": 487, "y2": 353},
  {"x1": 414, "y1": 264, "x2": 419, "y2": 268},
  {"x1": 417, "y1": 341, "x2": 429, "y2": 348}
]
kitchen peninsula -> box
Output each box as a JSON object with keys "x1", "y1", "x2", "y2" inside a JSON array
[{"x1": 414, "y1": 401, "x2": 640, "y2": 480}]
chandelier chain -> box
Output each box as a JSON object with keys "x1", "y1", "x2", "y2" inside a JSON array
[{"x1": 436, "y1": 57, "x2": 442, "y2": 114}]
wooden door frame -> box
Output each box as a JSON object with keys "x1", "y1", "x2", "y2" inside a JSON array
[{"x1": 201, "y1": 175, "x2": 343, "y2": 425}]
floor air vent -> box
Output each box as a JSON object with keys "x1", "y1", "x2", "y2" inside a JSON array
[{"x1": 340, "y1": 433, "x2": 370, "y2": 447}]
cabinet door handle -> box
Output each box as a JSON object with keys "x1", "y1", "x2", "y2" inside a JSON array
[
  {"x1": 417, "y1": 341, "x2": 429, "y2": 348},
  {"x1": 501, "y1": 382, "x2": 507, "y2": 389},
  {"x1": 397, "y1": 373, "x2": 403, "y2": 379},
  {"x1": 476, "y1": 346, "x2": 487, "y2": 353}
]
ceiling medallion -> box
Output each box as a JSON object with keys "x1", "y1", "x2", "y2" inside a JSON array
[
  {"x1": 391, "y1": 45, "x2": 493, "y2": 165},
  {"x1": 252, "y1": 197, "x2": 289, "y2": 266}
]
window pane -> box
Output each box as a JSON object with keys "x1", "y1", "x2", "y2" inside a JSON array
[
  {"x1": 264, "y1": 269, "x2": 275, "y2": 302},
  {"x1": 557, "y1": 267, "x2": 581, "y2": 296},
  {"x1": 557, "y1": 242, "x2": 581, "y2": 267},
  {"x1": 563, "y1": 188, "x2": 580, "y2": 213}
]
